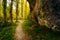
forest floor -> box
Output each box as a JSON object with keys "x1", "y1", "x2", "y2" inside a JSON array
[
  {"x1": 14, "y1": 20, "x2": 60, "y2": 40},
  {"x1": 21, "y1": 20, "x2": 60, "y2": 40},
  {"x1": 14, "y1": 22, "x2": 32, "y2": 40}
]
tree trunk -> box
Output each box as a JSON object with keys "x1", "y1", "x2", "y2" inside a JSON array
[
  {"x1": 21, "y1": 0, "x2": 23, "y2": 18},
  {"x1": 16, "y1": 0, "x2": 19, "y2": 22},
  {"x1": 10, "y1": 0, "x2": 13, "y2": 22},
  {"x1": 27, "y1": 0, "x2": 40, "y2": 24},
  {"x1": 27, "y1": 0, "x2": 60, "y2": 31},
  {"x1": 3, "y1": 0, "x2": 7, "y2": 23}
]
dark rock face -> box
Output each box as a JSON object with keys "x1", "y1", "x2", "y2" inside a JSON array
[{"x1": 27, "y1": 0, "x2": 60, "y2": 32}]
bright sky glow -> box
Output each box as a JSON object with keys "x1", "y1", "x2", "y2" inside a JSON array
[
  {"x1": 27, "y1": 1, "x2": 29, "y2": 7},
  {"x1": 7, "y1": 0, "x2": 29, "y2": 9},
  {"x1": 7, "y1": 0, "x2": 11, "y2": 6},
  {"x1": 7, "y1": 0, "x2": 16, "y2": 9}
]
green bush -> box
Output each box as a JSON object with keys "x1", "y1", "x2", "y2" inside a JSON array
[
  {"x1": 22, "y1": 20, "x2": 35, "y2": 26},
  {"x1": 0, "y1": 18, "x2": 5, "y2": 27},
  {"x1": 0, "y1": 18, "x2": 16, "y2": 27},
  {"x1": 22, "y1": 20, "x2": 60, "y2": 40},
  {"x1": 0, "y1": 25, "x2": 16, "y2": 40}
]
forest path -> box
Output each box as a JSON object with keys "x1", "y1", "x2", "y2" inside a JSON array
[{"x1": 14, "y1": 21, "x2": 32, "y2": 40}]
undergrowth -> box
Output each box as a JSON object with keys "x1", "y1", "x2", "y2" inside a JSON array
[
  {"x1": 22, "y1": 20, "x2": 60, "y2": 40},
  {"x1": 0, "y1": 25, "x2": 16, "y2": 40}
]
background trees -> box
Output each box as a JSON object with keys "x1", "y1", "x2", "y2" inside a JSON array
[
  {"x1": 3, "y1": 0, "x2": 7, "y2": 23},
  {"x1": 16, "y1": 0, "x2": 19, "y2": 22},
  {"x1": 0, "y1": 0, "x2": 30, "y2": 26},
  {"x1": 10, "y1": 0, "x2": 14, "y2": 22}
]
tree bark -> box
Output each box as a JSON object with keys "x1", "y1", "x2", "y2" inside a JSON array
[
  {"x1": 21, "y1": 0, "x2": 23, "y2": 18},
  {"x1": 27, "y1": 0, "x2": 60, "y2": 31},
  {"x1": 27, "y1": 0, "x2": 40, "y2": 24},
  {"x1": 3, "y1": 0, "x2": 7, "y2": 23},
  {"x1": 16, "y1": 0, "x2": 19, "y2": 22},
  {"x1": 10, "y1": 0, "x2": 13, "y2": 22}
]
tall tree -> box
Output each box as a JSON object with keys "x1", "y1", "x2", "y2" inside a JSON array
[
  {"x1": 16, "y1": 0, "x2": 19, "y2": 22},
  {"x1": 27, "y1": 0, "x2": 60, "y2": 31},
  {"x1": 0, "y1": 0, "x2": 2, "y2": 17},
  {"x1": 3, "y1": 0, "x2": 7, "y2": 23},
  {"x1": 27, "y1": 0, "x2": 40, "y2": 24},
  {"x1": 10, "y1": 0, "x2": 14, "y2": 22},
  {"x1": 21, "y1": 0, "x2": 23, "y2": 18}
]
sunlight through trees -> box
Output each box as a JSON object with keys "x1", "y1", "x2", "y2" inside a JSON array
[{"x1": 0, "y1": 0, "x2": 30, "y2": 23}]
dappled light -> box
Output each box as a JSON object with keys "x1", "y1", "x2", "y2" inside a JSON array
[
  {"x1": 0, "y1": 0, "x2": 30, "y2": 40},
  {"x1": 0, "y1": 0, "x2": 60, "y2": 40}
]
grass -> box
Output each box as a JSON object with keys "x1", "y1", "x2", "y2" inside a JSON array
[
  {"x1": 0, "y1": 25, "x2": 16, "y2": 40},
  {"x1": 22, "y1": 20, "x2": 60, "y2": 40}
]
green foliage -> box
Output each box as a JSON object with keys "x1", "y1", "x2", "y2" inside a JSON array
[
  {"x1": 22, "y1": 20, "x2": 34, "y2": 26},
  {"x1": 0, "y1": 0, "x2": 30, "y2": 40},
  {"x1": 0, "y1": 17, "x2": 16, "y2": 27},
  {"x1": 0, "y1": 18, "x2": 6, "y2": 27},
  {"x1": 0, "y1": 0, "x2": 30, "y2": 21},
  {"x1": 0, "y1": 25, "x2": 16, "y2": 40},
  {"x1": 22, "y1": 20, "x2": 60, "y2": 40}
]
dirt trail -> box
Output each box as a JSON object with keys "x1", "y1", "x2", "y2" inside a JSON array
[{"x1": 14, "y1": 23, "x2": 32, "y2": 40}]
